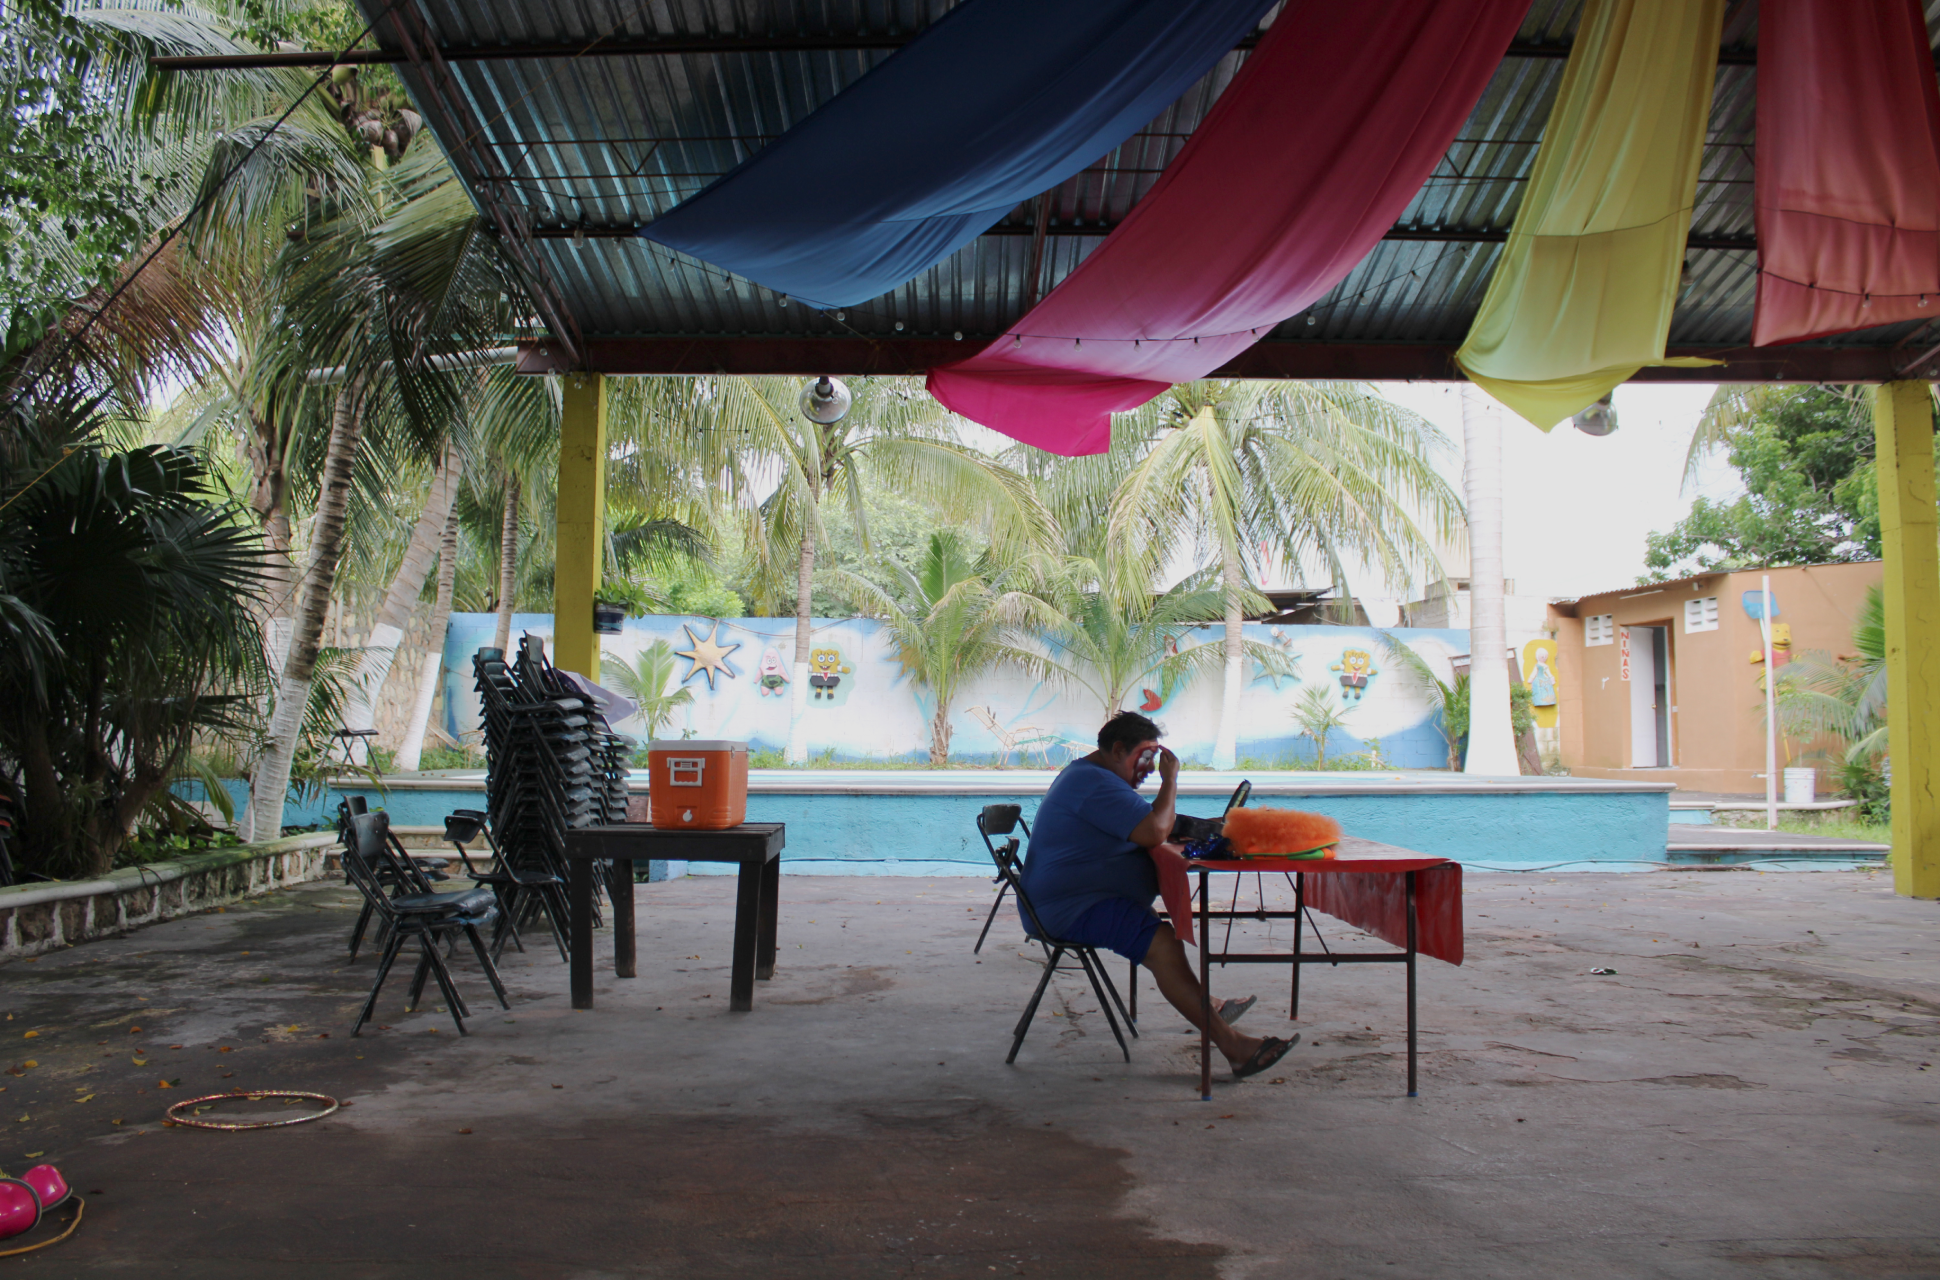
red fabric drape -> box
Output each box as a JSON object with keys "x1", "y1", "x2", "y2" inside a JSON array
[
  {"x1": 1753, "y1": 0, "x2": 1940, "y2": 346},
  {"x1": 1154, "y1": 851, "x2": 1463, "y2": 965},
  {"x1": 926, "y1": 0, "x2": 1527, "y2": 456},
  {"x1": 1304, "y1": 863, "x2": 1463, "y2": 967}
]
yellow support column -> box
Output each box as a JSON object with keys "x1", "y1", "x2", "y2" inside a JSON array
[
  {"x1": 1873, "y1": 380, "x2": 1940, "y2": 898},
  {"x1": 553, "y1": 373, "x2": 607, "y2": 679}
]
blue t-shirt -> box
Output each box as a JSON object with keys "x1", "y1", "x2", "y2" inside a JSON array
[{"x1": 1018, "y1": 759, "x2": 1157, "y2": 938}]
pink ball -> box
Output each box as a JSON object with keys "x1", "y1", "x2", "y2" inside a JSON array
[
  {"x1": 20, "y1": 1165, "x2": 67, "y2": 1210},
  {"x1": 0, "y1": 1179, "x2": 40, "y2": 1240}
]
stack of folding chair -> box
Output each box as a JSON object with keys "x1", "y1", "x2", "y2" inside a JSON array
[{"x1": 471, "y1": 637, "x2": 635, "y2": 947}]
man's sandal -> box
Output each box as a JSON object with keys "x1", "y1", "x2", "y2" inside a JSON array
[
  {"x1": 1216, "y1": 995, "x2": 1257, "y2": 1026},
  {"x1": 1231, "y1": 1034, "x2": 1299, "y2": 1080}
]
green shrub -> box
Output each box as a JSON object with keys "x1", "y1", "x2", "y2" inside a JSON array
[{"x1": 418, "y1": 743, "x2": 487, "y2": 770}]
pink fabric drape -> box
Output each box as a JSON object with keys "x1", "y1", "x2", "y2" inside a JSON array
[
  {"x1": 927, "y1": 0, "x2": 1528, "y2": 456},
  {"x1": 1753, "y1": 0, "x2": 1940, "y2": 346}
]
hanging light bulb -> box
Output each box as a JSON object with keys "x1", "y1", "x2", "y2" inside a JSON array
[
  {"x1": 834, "y1": 310, "x2": 847, "y2": 321},
  {"x1": 894, "y1": 320, "x2": 905, "y2": 331},
  {"x1": 1571, "y1": 391, "x2": 1618, "y2": 437},
  {"x1": 799, "y1": 376, "x2": 853, "y2": 425}
]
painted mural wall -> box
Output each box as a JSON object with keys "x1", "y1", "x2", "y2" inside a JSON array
[{"x1": 439, "y1": 614, "x2": 1470, "y2": 769}]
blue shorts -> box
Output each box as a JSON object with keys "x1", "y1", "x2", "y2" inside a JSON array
[{"x1": 1061, "y1": 898, "x2": 1162, "y2": 965}]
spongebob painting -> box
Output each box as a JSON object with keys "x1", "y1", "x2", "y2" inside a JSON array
[
  {"x1": 1331, "y1": 648, "x2": 1378, "y2": 701},
  {"x1": 807, "y1": 646, "x2": 855, "y2": 706}
]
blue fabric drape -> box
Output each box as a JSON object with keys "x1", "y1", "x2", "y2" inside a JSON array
[{"x1": 641, "y1": 0, "x2": 1276, "y2": 309}]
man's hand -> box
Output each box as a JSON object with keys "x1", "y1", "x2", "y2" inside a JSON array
[{"x1": 1128, "y1": 745, "x2": 1181, "y2": 849}]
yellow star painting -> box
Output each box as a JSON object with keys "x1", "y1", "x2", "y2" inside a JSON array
[{"x1": 675, "y1": 622, "x2": 741, "y2": 690}]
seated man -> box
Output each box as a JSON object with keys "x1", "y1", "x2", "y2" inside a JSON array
[{"x1": 1019, "y1": 711, "x2": 1296, "y2": 1079}]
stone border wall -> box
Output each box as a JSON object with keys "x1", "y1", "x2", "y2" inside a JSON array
[{"x1": 0, "y1": 833, "x2": 339, "y2": 959}]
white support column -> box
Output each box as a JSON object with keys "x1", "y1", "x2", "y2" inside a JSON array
[{"x1": 1461, "y1": 385, "x2": 1520, "y2": 775}]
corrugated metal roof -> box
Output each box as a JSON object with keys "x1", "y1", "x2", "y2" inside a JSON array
[{"x1": 363, "y1": 0, "x2": 1940, "y2": 368}]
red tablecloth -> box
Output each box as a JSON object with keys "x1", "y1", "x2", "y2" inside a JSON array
[{"x1": 1152, "y1": 839, "x2": 1463, "y2": 965}]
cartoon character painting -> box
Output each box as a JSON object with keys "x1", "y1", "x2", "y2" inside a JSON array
[
  {"x1": 756, "y1": 647, "x2": 789, "y2": 697},
  {"x1": 808, "y1": 647, "x2": 853, "y2": 702},
  {"x1": 1331, "y1": 648, "x2": 1377, "y2": 701},
  {"x1": 1528, "y1": 647, "x2": 1556, "y2": 706},
  {"x1": 1749, "y1": 622, "x2": 1793, "y2": 669},
  {"x1": 1521, "y1": 639, "x2": 1560, "y2": 730}
]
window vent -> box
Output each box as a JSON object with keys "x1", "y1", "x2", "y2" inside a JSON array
[{"x1": 1684, "y1": 596, "x2": 1719, "y2": 633}]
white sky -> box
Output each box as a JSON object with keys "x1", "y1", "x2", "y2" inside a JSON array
[{"x1": 1369, "y1": 381, "x2": 1744, "y2": 604}]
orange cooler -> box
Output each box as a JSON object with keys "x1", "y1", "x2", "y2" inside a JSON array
[{"x1": 646, "y1": 740, "x2": 749, "y2": 830}]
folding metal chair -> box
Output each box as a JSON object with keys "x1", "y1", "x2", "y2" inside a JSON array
[
  {"x1": 340, "y1": 810, "x2": 510, "y2": 1036},
  {"x1": 996, "y1": 851, "x2": 1139, "y2": 1065},
  {"x1": 341, "y1": 796, "x2": 449, "y2": 961},
  {"x1": 972, "y1": 803, "x2": 1033, "y2": 955},
  {"x1": 442, "y1": 808, "x2": 571, "y2": 963}
]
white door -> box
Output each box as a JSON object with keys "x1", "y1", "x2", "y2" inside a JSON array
[{"x1": 1629, "y1": 627, "x2": 1658, "y2": 767}]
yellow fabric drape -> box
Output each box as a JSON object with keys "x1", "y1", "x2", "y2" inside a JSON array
[{"x1": 1455, "y1": 0, "x2": 1726, "y2": 430}]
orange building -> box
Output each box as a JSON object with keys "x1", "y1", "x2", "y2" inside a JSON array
[{"x1": 1548, "y1": 561, "x2": 1881, "y2": 794}]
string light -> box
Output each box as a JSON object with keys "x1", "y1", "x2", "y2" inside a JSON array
[
  {"x1": 894, "y1": 320, "x2": 905, "y2": 330},
  {"x1": 953, "y1": 330, "x2": 963, "y2": 340}
]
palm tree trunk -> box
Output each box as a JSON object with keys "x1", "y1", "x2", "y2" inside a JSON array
[
  {"x1": 1212, "y1": 548, "x2": 1245, "y2": 770},
  {"x1": 245, "y1": 383, "x2": 367, "y2": 842},
  {"x1": 396, "y1": 506, "x2": 459, "y2": 772},
  {"x1": 929, "y1": 696, "x2": 954, "y2": 765},
  {"x1": 247, "y1": 409, "x2": 298, "y2": 678},
  {"x1": 785, "y1": 523, "x2": 816, "y2": 764},
  {"x1": 492, "y1": 478, "x2": 519, "y2": 654},
  {"x1": 341, "y1": 437, "x2": 463, "y2": 759}
]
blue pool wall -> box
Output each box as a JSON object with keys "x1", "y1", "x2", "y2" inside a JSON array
[
  {"x1": 265, "y1": 774, "x2": 1672, "y2": 873},
  {"x1": 437, "y1": 613, "x2": 1471, "y2": 770}
]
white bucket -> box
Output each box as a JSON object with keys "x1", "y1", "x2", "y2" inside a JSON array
[{"x1": 1783, "y1": 767, "x2": 1817, "y2": 805}]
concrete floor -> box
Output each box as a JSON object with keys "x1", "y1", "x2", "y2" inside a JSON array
[{"x1": 0, "y1": 866, "x2": 1934, "y2": 1278}]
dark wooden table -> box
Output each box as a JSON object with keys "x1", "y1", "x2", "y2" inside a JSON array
[{"x1": 561, "y1": 823, "x2": 785, "y2": 1012}]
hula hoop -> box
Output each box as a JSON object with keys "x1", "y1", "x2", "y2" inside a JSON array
[
  {"x1": 0, "y1": 1197, "x2": 84, "y2": 1258},
  {"x1": 164, "y1": 1090, "x2": 340, "y2": 1131}
]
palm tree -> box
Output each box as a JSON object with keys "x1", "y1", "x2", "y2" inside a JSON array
[
  {"x1": 825, "y1": 531, "x2": 1061, "y2": 764},
  {"x1": 1046, "y1": 554, "x2": 1263, "y2": 721},
  {"x1": 1776, "y1": 583, "x2": 1888, "y2": 764},
  {"x1": 1289, "y1": 685, "x2": 1353, "y2": 769},
  {"x1": 1379, "y1": 632, "x2": 1469, "y2": 771},
  {"x1": 231, "y1": 124, "x2": 540, "y2": 837},
  {"x1": 602, "y1": 641, "x2": 696, "y2": 741},
  {"x1": 695, "y1": 376, "x2": 1053, "y2": 763},
  {"x1": 0, "y1": 390, "x2": 266, "y2": 878},
  {"x1": 1109, "y1": 382, "x2": 1463, "y2": 768}
]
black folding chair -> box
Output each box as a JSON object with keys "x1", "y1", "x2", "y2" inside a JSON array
[
  {"x1": 341, "y1": 811, "x2": 510, "y2": 1036},
  {"x1": 972, "y1": 804, "x2": 1034, "y2": 955},
  {"x1": 997, "y1": 849, "x2": 1139, "y2": 1065},
  {"x1": 442, "y1": 808, "x2": 570, "y2": 963},
  {"x1": 340, "y1": 797, "x2": 450, "y2": 961}
]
